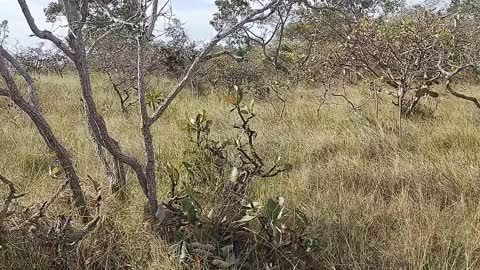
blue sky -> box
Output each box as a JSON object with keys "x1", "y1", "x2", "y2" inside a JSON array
[{"x1": 0, "y1": 0, "x2": 218, "y2": 48}]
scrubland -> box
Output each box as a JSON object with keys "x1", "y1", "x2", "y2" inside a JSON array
[{"x1": 1, "y1": 74, "x2": 480, "y2": 269}]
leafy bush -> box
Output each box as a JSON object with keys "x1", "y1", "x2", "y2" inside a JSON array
[{"x1": 143, "y1": 86, "x2": 318, "y2": 269}]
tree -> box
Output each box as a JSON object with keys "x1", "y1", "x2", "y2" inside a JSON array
[
  {"x1": 6, "y1": 0, "x2": 289, "y2": 219},
  {"x1": 331, "y1": 7, "x2": 479, "y2": 133}
]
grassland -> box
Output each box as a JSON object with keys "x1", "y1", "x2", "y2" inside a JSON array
[{"x1": 1, "y1": 73, "x2": 480, "y2": 269}]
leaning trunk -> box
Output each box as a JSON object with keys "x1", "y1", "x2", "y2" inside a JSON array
[{"x1": 0, "y1": 55, "x2": 89, "y2": 221}]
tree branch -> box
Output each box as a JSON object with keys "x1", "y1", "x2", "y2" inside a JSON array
[
  {"x1": 0, "y1": 88, "x2": 8, "y2": 96},
  {"x1": 0, "y1": 45, "x2": 39, "y2": 108},
  {"x1": 17, "y1": 0, "x2": 75, "y2": 59},
  {"x1": 297, "y1": 0, "x2": 339, "y2": 10},
  {"x1": 86, "y1": 26, "x2": 122, "y2": 56},
  {"x1": 149, "y1": 0, "x2": 281, "y2": 124},
  {"x1": 93, "y1": 0, "x2": 138, "y2": 28},
  {"x1": 0, "y1": 175, "x2": 25, "y2": 223},
  {"x1": 437, "y1": 60, "x2": 480, "y2": 108},
  {"x1": 0, "y1": 54, "x2": 90, "y2": 221}
]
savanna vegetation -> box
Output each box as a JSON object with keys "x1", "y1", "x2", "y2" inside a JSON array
[{"x1": 1, "y1": 0, "x2": 480, "y2": 269}]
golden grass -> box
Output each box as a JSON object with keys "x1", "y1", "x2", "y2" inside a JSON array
[{"x1": 1, "y1": 73, "x2": 480, "y2": 269}]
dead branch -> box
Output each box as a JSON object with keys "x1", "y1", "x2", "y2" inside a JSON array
[
  {"x1": 0, "y1": 175, "x2": 25, "y2": 223},
  {"x1": 204, "y1": 50, "x2": 244, "y2": 62},
  {"x1": 10, "y1": 180, "x2": 69, "y2": 231},
  {"x1": 32, "y1": 215, "x2": 100, "y2": 246}
]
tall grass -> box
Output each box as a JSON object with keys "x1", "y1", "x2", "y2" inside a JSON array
[{"x1": 1, "y1": 73, "x2": 480, "y2": 269}]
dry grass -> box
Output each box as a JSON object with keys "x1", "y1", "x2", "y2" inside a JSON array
[{"x1": 1, "y1": 73, "x2": 480, "y2": 269}]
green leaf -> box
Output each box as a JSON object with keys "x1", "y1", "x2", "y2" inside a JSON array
[
  {"x1": 49, "y1": 166, "x2": 61, "y2": 178},
  {"x1": 241, "y1": 200, "x2": 261, "y2": 209},
  {"x1": 181, "y1": 196, "x2": 201, "y2": 225},
  {"x1": 166, "y1": 162, "x2": 179, "y2": 182},
  {"x1": 202, "y1": 110, "x2": 208, "y2": 123},
  {"x1": 182, "y1": 162, "x2": 194, "y2": 178},
  {"x1": 266, "y1": 197, "x2": 285, "y2": 223},
  {"x1": 303, "y1": 237, "x2": 320, "y2": 253}
]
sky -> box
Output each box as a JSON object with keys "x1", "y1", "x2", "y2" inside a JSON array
[{"x1": 0, "y1": 0, "x2": 218, "y2": 48}]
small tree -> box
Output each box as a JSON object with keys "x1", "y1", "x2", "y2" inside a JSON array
[
  {"x1": 5, "y1": 0, "x2": 290, "y2": 219},
  {"x1": 335, "y1": 7, "x2": 479, "y2": 131}
]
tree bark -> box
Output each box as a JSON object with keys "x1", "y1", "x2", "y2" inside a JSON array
[
  {"x1": 0, "y1": 54, "x2": 90, "y2": 221},
  {"x1": 137, "y1": 37, "x2": 158, "y2": 216},
  {"x1": 0, "y1": 46, "x2": 39, "y2": 108}
]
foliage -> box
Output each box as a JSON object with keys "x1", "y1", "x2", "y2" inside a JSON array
[
  {"x1": 0, "y1": 20, "x2": 8, "y2": 45},
  {"x1": 147, "y1": 94, "x2": 317, "y2": 268},
  {"x1": 145, "y1": 89, "x2": 164, "y2": 110},
  {"x1": 3, "y1": 0, "x2": 480, "y2": 268},
  {"x1": 332, "y1": 7, "x2": 480, "y2": 115}
]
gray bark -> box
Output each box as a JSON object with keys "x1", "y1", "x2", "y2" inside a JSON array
[
  {"x1": 17, "y1": 0, "x2": 283, "y2": 220},
  {"x1": 137, "y1": 37, "x2": 158, "y2": 215},
  {"x1": 0, "y1": 53, "x2": 90, "y2": 221},
  {"x1": 0, "y1": 46, "x2": 39, "y2": 108}
]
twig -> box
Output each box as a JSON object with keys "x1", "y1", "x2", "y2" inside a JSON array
[
  {"x1": 10, "y1": 180, "x2": 69, "y2": 231},
  {"x1": 0, "y1": 175, "x2": 26, "y2": 222}
]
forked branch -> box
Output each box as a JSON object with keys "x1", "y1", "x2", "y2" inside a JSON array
[
  {"x1": 437, "y1": 59, "x2": 480, "y2": 108},
  {"x1": 149, "y1": 0, "x2": 282, "y2": 125},
  {"x1": 0, "y1": 175, "x2": 25, "y2": 223}
]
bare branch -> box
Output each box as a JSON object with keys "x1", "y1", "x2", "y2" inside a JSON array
[
  {"x1": 86, "y1": 26, "x2": 122, "y2": 56},
  {"x1": 0, "y1": 88, "x2": 8, "y2": 96},
  {"x1": 150, "y1": 0, "x2": 281, "y2": 124},
  {"x1": 437, "y1": 59, "x2": 480, "y2": 108},
  {"x1": 0, "y1": 175, "x2": 25, "y2": 223},
  {"x1": 444, "y1": 79, "x2": 480, "y2": 108},
  {"x1": 80, "y1": 0, "x2": 89, "y2": 23},
  {"x1": 0, "y1": 54, "x2": 90, "y2": 221},
  {"x1": 145, "y1": 0, "x2": 168, "y2": 39},
  {"x1": 0, "y1": 45, "x2": 39, "y2": 108},
  {"x1": 17, "y1": 0, "x2": 75, "y2": 59},
  {"x1": 10, "y1": 180, "x2": 69, "y2": 231}
]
